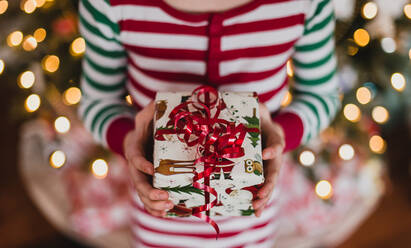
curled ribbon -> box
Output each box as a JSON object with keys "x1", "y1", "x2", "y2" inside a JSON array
[{"x1": 155, "y1": 86, "x2": 259, "y2": 238}]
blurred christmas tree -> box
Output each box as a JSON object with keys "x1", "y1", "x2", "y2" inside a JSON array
[{"x1": 0, "y1": 0, "x2": 410, "y2": 241}]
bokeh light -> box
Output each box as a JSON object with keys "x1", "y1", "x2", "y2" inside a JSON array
[
  {"x1": 21, "y1": 0, "x2": 37, "y2": 14},
  {"x1": 404, "y1": 4, "x2": 411, "y2": 19},
  {"x1": 54, "y1": 116, "x2": 71, "y2": 134},
  {"x1": 381, "y1": 37, "x2": 396, "y2": 53},
  {"x1": 70, "y1": 37, "x2": 86, "y2": 56},
  {"x1": 343, "y1": 103, "x2": 361, "y2": 122},
  {"x1": 22, "y1": 35, "x2": 37, "y2": 51},
  {"x1": 356, "y1": 86, "x2": 372, "y2": 104},
  {"x1": 338, "y1": 144, "x2": 355, "y2": 161},
  {"x1": 391, "y1": 73, "x2": 406, "y2": 92},
  {"x1": 0, "y1": 0, "x2": 8, "y2": 14},
  {"x1": 280, "y1": 91, "x2": 292, "y2": 107},
  {"x1": 362, "y1": 2, "x2": 378, "y2": 20},
  {"x1": 286, "y1": 60, "x2": 294, "y2": 77},
  {"x1": 0, "y1": 59, "x2": 4, "y2": 75},
  {"x1": 18, "y1": 71, "x2": 35, "y2": 89},
  {"x1": 91, "y1": 159, "x2": 109, "y2": 179},
  {"x1": 42, "y1": 55, "x2": 60, "y2": 73},
  {"x1": 7, "y1": 31, "x2": 23, "y2": 47},
  {"x1": 33, "y1": 28, "x2": 46, "y2": 42},
  {"x1": 369, "y1": 135, "x2": 386, "y2": 154},
  {"x1": 315, "y1": 180, "x2": 333, "y2": 200},
  {"x1": 36, "y1": 0, "x2": 46, "y2": 8},
  {"x1": 125, "y1": 95, "x2": 133, "y2": 105},
  {"x1": 353, "y1": 29, "x2": 370, "y2": 47},
  {"x1": 49, "y1": 150, "x2": 66, "y2": 168},
  {"x1": 299, "y1": 150, "x2": 315, "y2": 167},
  {"x1": 372, "y1": 106, "x2": 389, "y2": 124},
  {"x1": 63, "y1": 87, "x2": 82, "y2": 105},
  {"x1": 25, "y1": 94, "x2": 41, "y2": 112}
]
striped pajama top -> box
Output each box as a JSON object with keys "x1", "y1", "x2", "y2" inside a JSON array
[{"x1": 78, "y1": 0, "x2": 340, "y2": 247}]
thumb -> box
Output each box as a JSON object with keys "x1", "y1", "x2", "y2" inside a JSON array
[{"x1": 262, "y1": 144, "x2": 283, "y2": 160}]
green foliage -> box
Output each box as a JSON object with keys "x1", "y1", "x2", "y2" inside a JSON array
[
  {"x1": 240, "y1": 207, "x2": 255, "y2": 216},
  {"x1": 161, "y1": 184, "x2": 204, "y2": 196}
]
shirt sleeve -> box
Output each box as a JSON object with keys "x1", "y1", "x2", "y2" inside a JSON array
[
  {"x1": 272, "y1": 0, "x2": 340, "y2": 152},
  {"x1": 78, "y1": 0, "x2": 135, "y2": 156}
]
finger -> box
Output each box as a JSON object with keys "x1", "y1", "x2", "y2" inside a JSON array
[
  {"x1": 140, "y1": 195, "x2": 174, "y2": 211},
  {"x1": 134, "y1": 170, "x2": 168, "y2": 200},
  {"x1": 255, "y1": 208, "x2": 263, "y2": 217},
  {"x1": 252, "y1": 195, "x2": 270, "y2": 211},
  {"x1": 258, "y1": 157, "x2": 281, "y2": 198},
  {"x1": 262, "y1": 144, "x2": 283, "y2": 160},
  {"x1": 144, "y1": 207, "x2": 167, "y2": 217},
  {"x1": 130, "y1": 155, "x2": 154, "y2": 175}
]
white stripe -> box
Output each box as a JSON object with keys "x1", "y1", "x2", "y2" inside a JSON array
[
  {"x1": 221, "y1": 25, "x2": 304, "y2": 51},
  {"x1": 91, "y1": 107, "x2": 126, "y2": 142},
  {"x1": 218, "y1": 67, "x2": 287, "y2": 94},
  {"x1": 265, "y1": 86, "x2": 288, "y2": 112},
  {"x1": 113, "y1": 5, "x2": 208, "y2": 27},
  {"x1": 305, "y1": 0, "x2": 322, "y2": 20},
  {"x1": 294, "y1": 74, "x2": 338, "y2": 93},
  {"x1": 223, "y1": 1, "x2": 308, "y2": 26},
  {"x1": 131, "y1": 220, "x2": 278, "y2": 248},
  {"x1": 306, "y1": 1, "x2": 334, "y2": 30},
  {"x1": 85, "y1": 47, "x2": 126, "y2": 69},
  {"x1": 295, "y1": 95, "x2": 329, "y2": 130},
  {"x1": 126, "y1": 82, "x2": 153, "y2": 107},
  {"x1": 79, "y1": 2, "x2": 116, "y2": 40},
  {"x1": 244, "y1": 236, "x2": 276, "y2": 248},
  {"x1": 88, "y1": 0, "x2": 118, "y2": 24},
  {"x1": 80, "y1": 25, "x2": 123, "y2": 52},
  {"x1": 295, "y1": 20, "x2": 335, "y2": 46},
  {"x1": 80, "y1": 77, "x2": 126, "y2": 99},
  {"x1": 294, "y1": 55, "x2": 336, "y2": 80},
  {"x1": 121, "y1": 31, "x2": 207, "y2": 50},
  {"x1": 293, "y1": 38, "x2": 334, "y2": 63},
  {"x1": 82, "y1": 98, "x2": 124, "y2": 135},
  {"x1": 83, "y1": 60, "x2": 125, "y2": 86},
  {"x1": 220, "y1": 49, "x2": 292, "y2": 76},
  {"x1": 128, "y1": 65, "x2": 201, "y2": 92},
  {"x1": 129, "y1": 51, "x2": 206, "y2": 75}
]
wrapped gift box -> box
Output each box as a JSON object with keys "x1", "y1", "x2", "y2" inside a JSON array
[{"x1": 153, "y1": 89, "x2": 263, "y2": 217}]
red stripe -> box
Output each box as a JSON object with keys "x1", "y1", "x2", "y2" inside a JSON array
[
  {"x1": 220, "y1": 40, "x2": 296, "y2": 60},
  {"x1": 119, "y1": 20, "x2": 207, "y2": 36},
  {"x1": 127, "y1": 72, "x2": 157, "y2": 98},
  {"x1": 224, "y1": 14, "x2": 305, "y2": 35},
  {"x1": 128, "y1": 56, "x2": 206, "y2": 83},
  {"x1": 124, "y1": 44, "x2": 206, "y2": 60},
  {"x1": 258, "y1": 76, "x2": 288, "y2": 102}
]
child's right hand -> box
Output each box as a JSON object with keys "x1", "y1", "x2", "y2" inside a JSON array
[{"x1": 123, "y1": 101, "x2": 174, "y2": 217}]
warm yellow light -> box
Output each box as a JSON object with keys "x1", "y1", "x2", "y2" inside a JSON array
[
  {"x1": 281, "y1": 91, "x2": 292, "y2": 107},
  {"x1": 49, "y1": 150, "x2": 66, "y2": 168},
  {"x1": 353, "y1": 29, "x2": 370, "y2": 47},
  {"x1": 63, "y1": 87, "x2": 82, "y2": 105},
  {"x1": 372, "y1": 106, "x2": 389, "y2": 124},
  {"x1": 0, "y1": 0, "x2": 8, "y2": 14},
  {"x1": 91, "y1": 159, "x2": 109, "y2": 179},
  {"x1": 299, "y1": 150, "x2": 315, "y2": 167},
  {"x1": 33, "y1": 28, "x2": 46, "y2": 42},
  {"x1": 338, "y1": 144, "x2": 355, "y2": 161},
  {"x1": 42, "y1": 55, "x2": 60, "y2": 73},
  {"x1": 391, "y1": 73, "x2": 406, "y2": 92},
  {"x1": 7, "y1": 31, "x2": 23, "y2": 47},
  {"x1": 22, "y1": 35, "x2": 37, "y2": 51},
  {"x1": 362, "y1": 2, "x2": 378, "y2": 20},
  {"x1": 286, "y1": 60, "x2": 293, "y2": 77},
  {"x1": 54, "y1": 116, "x2": 71, "y2": 134},
  {"x1": 369, "y1": 135, "x2": 386, "y2": 154},
  {"x1": 343, "y1": 104, "x2": 361, "y2": 122},
  {"x1": 409, "y1": 48, "x2": 411, "y2": 60},
  {"x1": 125, "y1": 95, "x2": 133, "y2": 105},
  {"x1": 36, "y1": 0, "x2": 46, "y2": 7},
  {"x1": 18, "y1": 71, "x2": 35, "y2": 89},
  {"x1": 0, "y1": 60, "x2": 4, "y2": 75},
  {"x1": 70, "y1": 37, "x2": 86, "y2": 56},
  {"x1": 25, "y1": 94, "x2": 41, "y2": 112},
  {"x1": 356, "y1": 87, "x2": 372, "y2": 104},
  {"x1": 404, "y1": 4, "x2": 411, "y2": 19},
  {"x1": 347, "y1": 45, "x2": 359, "y2": 56},
  {"x1": 22, "y1": 0, "x2": 37, "y2": 14},
  {"x1": 315, "y1": 180, "x2": 333, "y2": 200}
]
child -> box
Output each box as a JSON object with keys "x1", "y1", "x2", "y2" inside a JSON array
[{"x1": 79, "y1": 0, "x2": 339, "y2": 247}]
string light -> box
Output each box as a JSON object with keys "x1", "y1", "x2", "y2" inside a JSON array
[
  {"x1": 54, "y1": 116, "x2": 71, "y2": 134},
  {"x1": 369, "y1": 135, "x2": 386, "y2": 154},
  {"x1": 22, "y1": 35, "x2": 37, "y2": 51},
  {"x1": 315, "y1": 180, "x2": 333, "y2": 200},
  {"x1": 91, "y1": 159, "x2": 109, "y2": 179},
  {"x1": 18, "y1": 71, "x2": 35, "y2": 89},
  {"x1": 25, "y1": 94, "x2": 41, "y2": 112},
  {"x1": 362, "y1": 2, "x2": 378, "y2": 20},
  {"x1": 343, "y1": 103, "x2": 361, "y2": 122},
  {"x1": 0, "y1": 59, "x2": 4, "y2": 75},
  {"x1": 42, "y1": 55, "x2": 60, "y2": 73},
  {"x1": 70, "y1": 37, "x2": 86, "y2": 56},
  {"x1": 299, "y1": 150, "x2": 315, "y2": 167},
  {"x1": 33, "y1": 28, "x2": 46, "y2": 42},
  {"x1": 353, "y1": 29, "x2": 370, "y2": 47},
  {"x1": 0, "y1": 0, "x2": 8, "y2": 14},
  {"x1": 381, "y1": 37, "x2": 396, "y2": 53},
  {"x1": 49, "y1": 150, "x2": 66, "y2": 168},
  {"x1": 372, "y1": 106, "x2": 389, "y2": 124},
  {"x1": 356, "y1": 86, "x2": 372, "y2": 104},
  {"x1": 404, "y1": 4, "x2": 411, "y2": 19},
  {"x1": 286, "y1": 60, "x2": 294, "y2": 77},
  {"x1": 7, "y1": 31, "x2": 23, "y2": 47},
  {"x1": 280, "y1": 91, "x2": 292, "y2": 107},
  {"x1": 21, "y1": 0, "x2": 37, "y2": 14},
  {"x1": 391, "y1": 73, "x2": 406, "y2": 92},
  {"x1": 63, "y1": 87, "x2": 82, "y2": 105},
  {"x1": 338, "y1": 144, "x2": 355, "y2": 161},
  {"x1": 125, "y1": 95, "x2": 133, "y2": 105}
]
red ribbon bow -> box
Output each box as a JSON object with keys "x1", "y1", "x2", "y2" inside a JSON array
[{"x1": 155, "y1": 86, "x2": 259, "y2": 238}]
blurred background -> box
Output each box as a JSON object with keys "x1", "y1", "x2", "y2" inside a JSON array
[{"x1": 0, "y1": 0, "x2": 410, "y2": 247}]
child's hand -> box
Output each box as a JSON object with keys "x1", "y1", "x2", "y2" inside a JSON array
[
  {"x1": 253, "y1": 103, "x2": 285, "y2": 217},
  {"x1": 123, "y1": 101, "x2": 174, "y2": 217}
]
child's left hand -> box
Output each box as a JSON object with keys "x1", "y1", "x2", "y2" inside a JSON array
[{"x1": 252, "y1": 103, "x2": 285, "y2": 217}]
